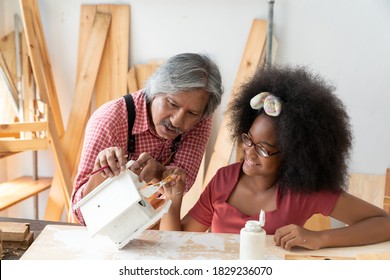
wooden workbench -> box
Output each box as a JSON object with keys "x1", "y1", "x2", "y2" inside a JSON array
[
  {"x1": 20, "y1": 224, "x2": 390, "y2": 260},
  {"x1": 0, "y1": 217, "x2": 80, "y2": 260}
]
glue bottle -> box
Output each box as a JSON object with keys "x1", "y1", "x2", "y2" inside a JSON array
[{"x1": 239, "y1": 210, "x2": 266, "y2": 260}]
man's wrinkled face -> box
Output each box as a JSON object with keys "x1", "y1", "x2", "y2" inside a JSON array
[{"x1": 149, "y1": 89, "x2": 209, "y2": 139}]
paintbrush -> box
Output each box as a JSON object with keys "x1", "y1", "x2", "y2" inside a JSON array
[
  {"x1": 138, "y1": 174, "x2": 176, "y2": 198},
  {"x1": 88, "y1": 155, "x2": 129, "y2": 177}
]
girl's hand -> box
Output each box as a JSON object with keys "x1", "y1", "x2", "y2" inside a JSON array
[
  {"x1": 274, "y1": 224, "x2": 322, "y2": 250},
  {"x1": 161, "y1": 168, "x2": 186, "y2": 201}
]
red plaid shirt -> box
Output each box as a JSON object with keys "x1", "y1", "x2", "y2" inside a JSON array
[{"x1": 71, "y1": 90, "x2": 212, "y2": 224}]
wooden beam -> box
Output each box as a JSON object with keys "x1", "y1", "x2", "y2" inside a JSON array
[
  {"x1": 63, "y1": 12, "x2": 111, "y2": 160},
  {"x1": 384, "y1": 168, "x2": 390, "y2": 213},
  {"x1": 21, "y1": 29, "x2": 36, "y2": 124},
  {"x1": 0, "y1": 177, "x2": 51, "y2": 211},
  {"x1": 305, "y1": 172, "x2": 387, "y2": 231},
  {"x1": 95, "y1": 5, "x2": 130, "y2": 107},
  {"x1": 0, "y1": 121, "x2": 47, "y2": 133},
  {"x1": 203, "y1": 19, "x2": 268, "y2": 187},
  {"x1": 348, "y1": 173, "x2": 386, "y2": 209},
  {"x1": 77, "y1": 5, "x2": 129, "y2": 109},
  {"x1": 20, "y1": 0, "x2": 73, "y2": 213},
  {"x1": 20, "y1": 0, "x2": 64, "y2": 138},
  {"x1": 0, "y1": 32, "x2": 18, "y2": 104},
  {"x1": 0, "y1": 139, "x2": 47, "y2": 152},
  {"x1": 0, "y1": 222, "x2": 29, "y2": 241},
  {"x1": 44, "y1": 12, "x2": 112, "y2": 221}
]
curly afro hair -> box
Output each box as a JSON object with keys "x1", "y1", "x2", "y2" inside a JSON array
[{"x1": 227, "y1": 65, "x2": 353, "y2": 193}]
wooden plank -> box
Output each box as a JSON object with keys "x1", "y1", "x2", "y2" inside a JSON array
[
  {"x1": 20, "y1": 0, "x2": 64, "y2": 138},
  {"x1": 62, "y1": 12, "x2": 111, "y2": 163},
  {"x1": 0, "y1": 49, "x2": 19, "y2": 123},
  {"x1": 20, "y1": 0, "x2": 74, "y2": 216},
  {"x1": 2, "y1": 231, "x2": 34, "y2": 249},
  {"x1": 21, "y1": 29, "x2": 36, "y2": 124},
  {"x1": 181, "y1": 154, "x2": 205, "y2": 218},
  {"x1": 0, "y1": 151, "x2": 19, "y2": 159},
  {"x1": 127, "y1": 66, "x2": 138, "y2": 92},
  {"x1": 348, "y1": 173, "x2": 385, "y2": 209},
  {"x1": 0, "y1": 138, "x2": 47, "y2": 152},
  {"x1": 76, "y1": 5, "x2": 129, "y2": 108},
  {"x1": 0, "y1": 132, "x2": 20, "y2": 138},
  {"x1": 0, "y1": 176, "x2": 52, "y2": 211},
  {"x1": 385, "y1": 168, "x2": 390, "y2": 212},
  {"x1": 0, "y1": 121, "x2": 46, "y2": 142},
  {"x1": 0, "y1": 32, "x2": 18, "y2": 103},
  {"x1": 44, "y1": 12, "x2": 111, "y2": 221},
  {"x1": 0, "y1": 50, "x2": 18, "y2": 106},
  {"x1": 304, "y1": 213, "x2": 331, "y2": 231},
  {"x1": 43, "y1": 4, "x2": 96, "y2": 221},
  {"x1": 357, "y1": 252, "x2": 390, "y2": 260},
  {"x1": 304, "y1": 172, "x2": 386, "y2": 231},
  {"x1": 134, "y1": 63, "x2": 161, "y2": 90},
  {"x1": 0, "y1": 32, "x2": 17, "y2": 84},
  {"x1": 0, "y1": 121, "x2": 47, "y2": 133},
  {"x1": 94, "y1": 5, "x2": 130, "y2": 107},
  {"x1": 0, "y1": 222, "x2": 29, "y2": 241},
  {"x1": 285, "y1": 254, "x2": 355, "y2": 260},
  {"x1": 203, "y1": 19, "x2": 267, "y2": 187}
]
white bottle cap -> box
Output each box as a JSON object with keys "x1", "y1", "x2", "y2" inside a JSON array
[{"x1": 245, "y1": 220, "x2": 262, "y2": 232}]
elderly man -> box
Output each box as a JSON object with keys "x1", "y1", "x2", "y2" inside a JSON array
[{"x1": 71, "y1": 53, "x2": 223, "y2": 224}]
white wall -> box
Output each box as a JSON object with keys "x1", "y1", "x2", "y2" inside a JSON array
[{"x1": 1, "y1": 0, "x2": 390, "y2": 220}]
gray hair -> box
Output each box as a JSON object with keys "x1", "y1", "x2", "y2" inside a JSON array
[{"x1": 144, "y1": 53, "x2": 223, "y2": 117}]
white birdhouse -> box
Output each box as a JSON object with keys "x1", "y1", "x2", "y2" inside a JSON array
[{"x1": 73, "y1": 161, "x2": 172, "y2": 249}]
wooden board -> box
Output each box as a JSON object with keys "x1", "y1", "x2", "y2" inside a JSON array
[
  {"x1": 20, "y1": 225, "x2": 390, "y2": 260},
  {"x1": 0, "y1": 222, "x2": 29, "y2": 241},
  {"x1": 20, "y1": 0, "x2": 73, "y2": 215},
  {"x1": 134, "y1": 62, "x2": 161, "y2": 90},
  {"x1": 303, "y1": 213, "x2": 331, "y2": 231},
  {"x1": 21, "y1": 225, "x2": 240, "y2": 260},
  {"x1": 0, "y1": 176, "x2": 52, "y2": 211},
  {"x1": 304, "y1": 172, "x2": 386, "y2": 231},
  {"x1": 0, "y1": 32, "x2": 18, "y2": 102},
  {"x1": 285, "y1": 254, "x2": 355, "y2": 260},
  {"x1": 78, "y1": 5, "x2": 130, "y2": 109},
  {"x1": 181, "y1": 154, "x2": 205, "y2": 218},
  {"x1": 0, "y1": 121, "x2": 48, "y2": 152},
  {"x1": 357, "y1": 252, "x2": 390, "y2": 260},
  {"x1": 348, "y1": 173, "x2": 385, "y2": 209},
  {"x1": 0, "y1": 138, "x2": 47, "y2": 152},
  {"x1": 0, "y1": 48, "x2": 18, "y2": 123},
  {"x1": 21, "y1": 29, "x2": 36, "y2": 124},
  {"x1": 95, "y1": 5, "x2": 130, "y2": 107},
  {"x1": 385, "y1": 168, "x2": 390, "y2": 213},
  {"x1": 127, "y1": 66, "x2": 138, "y2": 92},
  {"x1": 127, "y1": 60, "x2": 163, "y2": 93},
  {"x1": 20, "y1": 0, "x2": 64, "y2": 138},
  {"x1": 203, "y1": 19, "x2": 268, "y2": 187},
  {"x1": 3, "y1": 231, "x2": 34, "y2": 249},
  {"x1": 44, "y1": 12, "x2": 111, "y2": 221},
  {"x1": 63, "y1": 12, "x2": 111, "y2": 170}
]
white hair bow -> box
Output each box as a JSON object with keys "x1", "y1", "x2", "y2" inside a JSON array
[{"x1": 250, "y1": 92, "x2": 282, "y2": 117}]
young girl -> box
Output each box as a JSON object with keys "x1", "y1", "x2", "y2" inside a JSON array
[{"x1": 160, "y1": 65, "x2": 390, "y2": 250}]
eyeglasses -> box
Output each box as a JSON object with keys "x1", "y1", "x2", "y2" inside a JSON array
[{"x1": 241, "y1": 133, "x2": 280, "y2": 158}]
